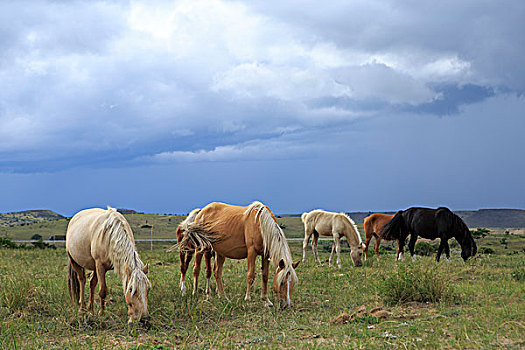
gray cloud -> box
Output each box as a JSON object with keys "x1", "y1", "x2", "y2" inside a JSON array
[{"x1": 0, "y1": 0, "x2": 523, "y2": 174}]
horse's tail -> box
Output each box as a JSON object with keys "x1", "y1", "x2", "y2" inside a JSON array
[
  {"x1": 177, "y1": 223, "x2": 218, "y2": 254},
  {"x1": 67, "y1": 255, "x2": 80, "y2": 305},
  {"x1": 380, "y1": 211, "x2": 405, "y2": 240},
  {"x1": 301, "y1": 212, "x2": 308, "y2": 223}
]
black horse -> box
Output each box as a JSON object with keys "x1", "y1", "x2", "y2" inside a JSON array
[{"x1": 381, "y1": 207, "x2": 477, "y2": 261}]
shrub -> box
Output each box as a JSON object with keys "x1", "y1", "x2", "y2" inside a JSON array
[
  {"x1": 479, "y1": 247, "x2": 495, "y2": 254},
  {"x1": 414, "y1": 241, "x2": 438, "y2": 256},
  {"x1": 471, "y1": 228, "x2": 490, "y2": 239},
  {"x1": 376, "y1": 260, "x2": 457, "y2": 304},
  {"x1": 511, "y1": 268, "x2": 525, "y2": 282},
  {"x1": 0, "y1": 237, "x2": 19, "y2": 249}
]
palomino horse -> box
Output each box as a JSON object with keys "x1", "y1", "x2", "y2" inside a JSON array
[
  {"x1": 381, "y1": 207, "x2": 477, "y2": 261},
  {"x1": 301, "y1": 209, "x2": 364, "y2": 268},
  {"x1": 179, "y1": 201, "x2": 300, "y2": 308},
  {"x1": 363, "y1": 213, "x2": 400, "y2": 260},
  {"x1": 66, "y1": 207, "x2": 151, "y2": 324},
  {"x1": 175, "y1": 208, "x2": 213, "y2": 297}
]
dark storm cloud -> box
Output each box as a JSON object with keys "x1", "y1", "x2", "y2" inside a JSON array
[{"x1": 0, "y1": 0, "x2": 523, "y2": 186}]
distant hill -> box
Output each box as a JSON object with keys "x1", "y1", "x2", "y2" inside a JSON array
[
  {"x1": 455, "y1": 209, "x2": 525, "y2": 228},
  {"x1": 347, "y1": 209, "x2": 525, "y2": 228},
  {"x1": 0, "y1": 210, "x2": 65, "y2": 227}
]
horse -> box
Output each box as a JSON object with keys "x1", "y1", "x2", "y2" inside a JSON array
[
  {"x1": 178, "y1": 201, "x2": 300, "y2": 309},
  {"x1": 301, "y1": 209, "x2": 364, "y2": 268},
  {"x1": 175, "y1": 208, "x2": 213, "y2": 297},
  {"x1": 381, "y1": 207, "x2": 477, "y2": 261},
  {"x1": 66, "y1": 207, "x2": 151, "y2": 324},
  {"x1": 363, "y1": 213, "x2": 399, "y2": 260}
]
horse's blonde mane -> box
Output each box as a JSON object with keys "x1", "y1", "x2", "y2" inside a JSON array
[
  {"x1": 97, "y1": 206, "x2": 151, "y2": 295},
  {"x1": 340, "y1": 212, "x2": 364, "y2": 247},
  {"x1": 181, "y1": 208, "x2": 201, "y2": 229},
  {"x1": 244, "y1": 201, "x2": 298, "y2": 286}
]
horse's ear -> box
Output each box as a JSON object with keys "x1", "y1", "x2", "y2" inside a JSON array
[
  {"x1": 292, "y1": 260, "x2": 301, "y2": 269},
  {"x1": 278, "y1": 259, "x2": 285, "y2": 269},
  {"x1": 143, "y1": 263, "x2": 149, "y2": 274}
]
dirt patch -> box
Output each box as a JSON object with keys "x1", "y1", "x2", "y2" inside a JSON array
[{"x1": 330, "y1": 306, "x2": 392, "y2": 324}]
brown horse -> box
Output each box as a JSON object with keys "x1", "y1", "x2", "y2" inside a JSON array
[
  {"x1": 363, "y1": 213, "x2": 402, "y2": 260},
  {"x1": 175, "y1": 208, "x2": 213, "y2": 297},
  {"x1": 66, "y1": 207, "x2": 151, "y2": 324},
  {"x1": 178, "y1": 201, "x2": 300, "y2": 308}
]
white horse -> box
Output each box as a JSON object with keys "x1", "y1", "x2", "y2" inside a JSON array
[
  {"x1": 66, "y1": 206, "x2": 151, "y2": 324},
  {"x1": 301, "y1": 209, "x2": 364, "y2": 268}
]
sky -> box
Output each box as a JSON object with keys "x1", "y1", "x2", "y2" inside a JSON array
[{"x1": 1, "y1": 0, "x2": 524, "y2": 216}]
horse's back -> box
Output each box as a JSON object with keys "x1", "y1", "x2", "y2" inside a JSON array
[
  {"x1": 304, "y1": 210, "x2": 344, "y2": 236},
  {"x1": 365, "y1": 213, "x2": 393, "y2": 227},
  {"x1": 195, "y1": 202, "x2": 253, "y2": 259},
  {"x1": 66, "y1": 208, "x2": 108, "y2": 270}
]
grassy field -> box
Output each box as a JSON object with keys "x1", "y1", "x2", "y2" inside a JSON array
[{"x1": 1, "y1": 234, "x2": 524, "y2": 349}]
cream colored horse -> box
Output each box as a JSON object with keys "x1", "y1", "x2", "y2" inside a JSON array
[
  {"x1": 301, "y1": 209, "x2": 364, "y2": 268},
  {"x1": 179, "y1": 201, "x2": 300, "y2": 308},
  {"x1": 66, "y1": 207, "x2": 151, "y2": 324}
]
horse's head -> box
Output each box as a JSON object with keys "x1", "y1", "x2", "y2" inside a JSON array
[
  {"x1": 460, "y1": 232, "x2": 477, "y2": 261},
  {"x1": 125, "y1": 264, "x2": 151, "y2": 325},
  {"x1": 350, "y1": 244, "x2": 364, "y2": 267},
  {"x1": 272, "y1": 260, "x2": 300, "y2": 309}
]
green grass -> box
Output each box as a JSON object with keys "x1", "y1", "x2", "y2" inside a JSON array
[{"x1": 1, "y1": 242, "x2": 524, "y2": 349}]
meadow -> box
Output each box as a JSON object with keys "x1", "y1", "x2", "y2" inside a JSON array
[{"x1": 1, "y1": 228, "x2": 524, "y2": 349}]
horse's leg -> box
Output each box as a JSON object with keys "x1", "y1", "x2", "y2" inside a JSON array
[
  {"x1": 180, "y1": 250, "x2": 193, "y2": 296},
  {"x1": 328, "y1": 240, "x2": 335, "y2": 267},
  {"x1": 95, "y1": 262, "x2": 107, "y2": 316},
  {"x1": 312, "y1": 233, "x2": 322, "y2": 266},
  {"x1": 334, "y1": 235, "x2": 342, "y2": 269},
  {"x1": 87, "y1": 271, "x2": 98, "y2": 314},
  {"x1": 260, "y1": 257, "x2": 273, "y2": 307},
  {"x1": 244, "y1": 248, "x2": 257, "y2": 301},
  {"x1": 444, "y1": 240, "x2": 451, "y2": 259},
  {"x1": 302, "y1": 228, "x2": 313, "y2": 263},
  {"x1": 397, "y1": 238, "x2": 406, "y2": 261},
  {"x1": 214, "y1": 254, "x2": 227, "y2": 298},
  {"x1": 204, "y1": 250, "x2": 212, "y2": 298},
  {"x1": 192, "y1": 252, "x2": 203, "y2": 295},
  {"x1": 363, "y1": 225, "x2": 371, "y2": 261},
  {"x1": 374, "y1": 235, "x2": 381, "y2": 260},
  {"x1": 436, "y1": 239, "x2": 446, "y2": 262},
  {"x1": 408, "y1": 234, "x2": 418, "y2": 261}
]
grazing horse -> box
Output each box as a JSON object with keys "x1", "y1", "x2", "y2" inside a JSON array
[
  {"x1": 66, "y1": 207, "x2": 151, "y2": 324},
  {"x1": 381, "y1": 207, "x2": 477, "y2": 262},
  {"x1": 175, "y1": 208, "x2": 213, "y2": 297},
  {"x1": 178, "y1": 201, "x2": 300, "y2": 308},
  {"x1": 301, "y1": 209, "x2": 364, "y2": 268},
  {"x1": 363, "y1": 213, "x2": 399, "y2": 260}
]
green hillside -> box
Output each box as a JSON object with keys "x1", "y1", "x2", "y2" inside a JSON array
[{"x1": 0, "y1": 210, "x2": 64, "y2": 227}]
